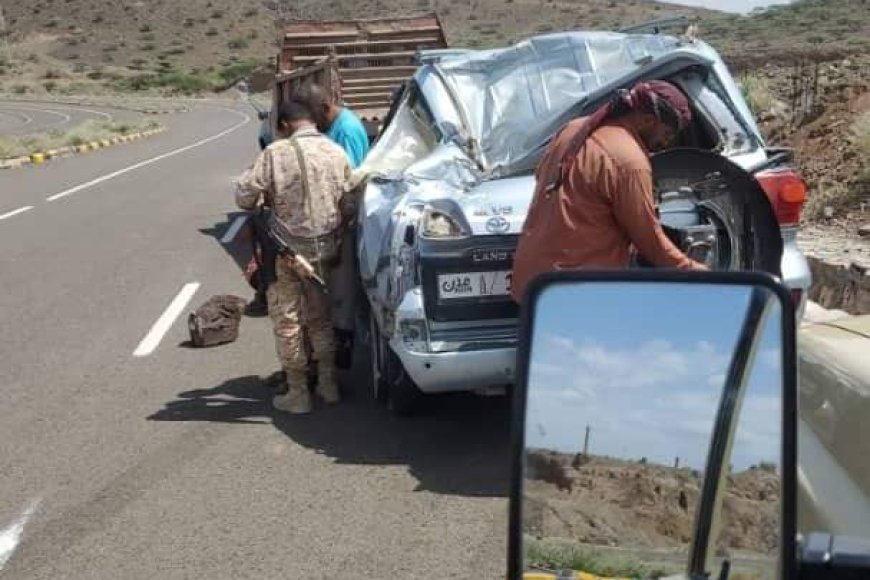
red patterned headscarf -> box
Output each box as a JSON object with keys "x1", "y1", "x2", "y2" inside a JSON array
[{"x1": 546, "y1": 80, "x2": 692, "y2": 192}]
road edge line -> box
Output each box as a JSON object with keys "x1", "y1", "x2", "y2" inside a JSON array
[
  {"x1": 0, "y1": 128, "x2": 168, "y2": 171},
  {"x1": 46, "y1": 111, "x2": 249, "y2": 202}
]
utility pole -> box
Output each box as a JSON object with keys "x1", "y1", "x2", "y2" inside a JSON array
[
  {"x1": 583, "y1": 425, "x2": 590, "y2": 456},
  {"x1": 0, "y1": 6, "x2": 10, "y2": 65}
]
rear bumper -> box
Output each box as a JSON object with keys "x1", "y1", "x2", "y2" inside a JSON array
[
  {"x1": 386, "y1": 287, "x2": 517, "y2": 393},
  {"x1": 390, "y1": 336, "x2": 516, "y2": 394}
]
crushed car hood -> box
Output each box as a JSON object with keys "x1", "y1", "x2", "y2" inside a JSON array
[{"x1": 433, "y1": 31, "x2": 681, "y2": 175}]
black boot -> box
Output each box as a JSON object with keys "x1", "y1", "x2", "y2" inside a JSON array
[
  {"x1": 245, "y1": 291, "x2": 268, "y2": 317},
  {"x1": 264, "y1": 370, "x2": 288, "y2": 394}
]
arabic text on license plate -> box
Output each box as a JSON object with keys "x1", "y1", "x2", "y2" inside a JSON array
[{"x1": 438, "y1": 271, "x2": 512, "y2": 300}]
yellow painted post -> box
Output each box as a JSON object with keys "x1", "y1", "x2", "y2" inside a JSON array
[{"x1": 30, "y1": 152, "x2": 45, "y2": 164}]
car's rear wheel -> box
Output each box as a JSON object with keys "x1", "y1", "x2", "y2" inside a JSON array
[
  {"x1": 367, "y1": 310, "x2": 425, "y2": 415},
  {"x1": 368, "y1": 313, "x2": 388, "y2": 404},
  {"x1": 383, "y1": 347, "x2": 424, "y2": 417}
]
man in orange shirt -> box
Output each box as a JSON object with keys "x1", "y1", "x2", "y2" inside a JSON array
[{"x1": 511, "y1": 80, "x2": 707, "y2": 303}]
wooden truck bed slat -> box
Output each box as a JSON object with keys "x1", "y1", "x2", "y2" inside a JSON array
[
  {"x1": 280, "y1": 37, "x2": 443, "y2": 50},
  {"x1": 272, "y1": 13, "x2": 447, "y2": 131}
]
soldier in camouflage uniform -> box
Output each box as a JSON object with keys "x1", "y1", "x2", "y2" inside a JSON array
[{"x1": 234, "y1": 100, "x2": 351, "y2": 414}]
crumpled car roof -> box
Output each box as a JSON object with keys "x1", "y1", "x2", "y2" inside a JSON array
[{"x1": 431, "y1": 31, "x2": 683, "y2": 174}]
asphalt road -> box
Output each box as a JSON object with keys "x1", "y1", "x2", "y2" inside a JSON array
[
  {"x1": 0, "y1": 103, "x2": 510, "y2": 578},
  {"x1": 0, "y1": 101, "x2": 136, "y2": 136}
]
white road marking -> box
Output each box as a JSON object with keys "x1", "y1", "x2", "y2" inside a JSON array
[
  {"x1": 0, "y1": 206, "x2": 34, "y2": 221},
  {"x1": 13, "y1": 107, "x2": 72, "y2": 132},
  {"x1": 0, "y1": 498, "x2": 41, "y2": 571},
  {"x1": 221, "y1": 215, "x2": 248, "y2": 244},
  {"x1": 133, "y1": 282, "x2": 201, "y2": 357},
  {"x1": 62, "y1": 106, "x2": 113, "y2": 121},
  {"x1": 0, "y1": 109, "x2": 34, "y2": 127},
  {"x1": 46, "y1": 111, "x2": 251, "y2": 203}
]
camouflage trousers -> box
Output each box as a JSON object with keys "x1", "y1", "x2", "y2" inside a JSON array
[
  {"x1": 266, "y1": 258, "x2": 334, "y2": 375},
  {"x1": 328, "y1": 228, "x2": 358, "y2": 332}
]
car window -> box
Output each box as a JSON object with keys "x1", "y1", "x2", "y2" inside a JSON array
[
  {"x1": 708, "y1": 308, "x2": 783, "y2": 580},
  {"x1": 688, "y1": 71, "x2": 761, "y2": 156},
  {"x1": 417, "y1": 67, "x2": 464, "y2": 138},
  {"x1": 361, "y1": 85, "x2": 439, "y2": 174}
]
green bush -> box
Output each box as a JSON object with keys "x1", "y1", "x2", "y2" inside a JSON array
[
  {"x1": 228, "y1": 38, "x2": 250, "y2": 50},
  {"x1": 12, "y1": 84, "x2": 30, "y2": 94},
  {"x1": 115, "y1": 70, "x2": 218, "y2": 94},
  {"x1": 218, "y1": 60, "x2": 256, "y2": 84},
  {"x1": 740, "y1": 74, "x2": 775, "y2": 117},
  {"x1": 140, "y1": 24, "x2": 152, "y2": 33},
  {"x1": 525, "y1": 536, "x2": 672, "y2": 579},
  {"x1": 205, "y1": 27, "x2": 219, "y2": 36}
]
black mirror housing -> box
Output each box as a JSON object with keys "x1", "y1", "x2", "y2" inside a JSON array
[
  {"x1": 508, "y1": 270, "x2": 799, "y2": 580},
  {"x1": 800, "y1": 533, "x2": 870, "y2": 580}
]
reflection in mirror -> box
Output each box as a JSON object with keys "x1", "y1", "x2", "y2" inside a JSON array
[{"x1": 522, "y1": 282, "x2": 782, "y2": 580}]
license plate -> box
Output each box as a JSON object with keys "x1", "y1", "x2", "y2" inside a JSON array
[{"x1": 437, "y1": 271, "x2": 512, "y2": 300}]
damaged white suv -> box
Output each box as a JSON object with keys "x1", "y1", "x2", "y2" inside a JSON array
[{"x1": 356, "y1": 28, "x2": 811, "y2": 414}]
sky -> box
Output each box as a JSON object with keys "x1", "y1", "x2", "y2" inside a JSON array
[
  {"x1": 670, "y1": 0, "x2": 794, "y2": 14},
  {"x1": 525, "y1": 281, "x2": 782, "y2": 472}
]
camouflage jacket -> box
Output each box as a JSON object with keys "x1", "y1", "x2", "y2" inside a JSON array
[{"x1": 234, "y1": 126, "x2": 351, "y2": 238}]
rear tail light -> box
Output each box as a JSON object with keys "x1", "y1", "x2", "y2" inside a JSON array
[{"x1": 755, "y1": 169, "x2": 808, "y2": 227}]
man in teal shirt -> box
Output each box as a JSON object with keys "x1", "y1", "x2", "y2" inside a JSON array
[
  {"x1": 300, "y1": 84, "x2": 370, "y2": 168},
  {"x1": 326, "y1": 107, "x2": 369, "y2": 168},
  {"x1": 298, "y1": 84, "x2": 370, "y2": 370}
]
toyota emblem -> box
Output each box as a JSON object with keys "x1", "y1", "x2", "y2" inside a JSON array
[{"x1": 485, "y1": 216, "x2": 510, "y2": 234}]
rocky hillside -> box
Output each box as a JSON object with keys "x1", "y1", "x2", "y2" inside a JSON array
[
  {"x1": 3, "y1": 0, "x2": 869, "y2": 97},
  {"x1": 1, "y1": 0, "x2": 719, "y2": 65},
  {"x1": 747, "y1": 54, "x2": 870, "y2": 220},
  {"x1": 525, "y1": 450, "x2": 779, "y2": 558},
  {"x1": 706, "y1": 0, "x2": 870, "y2": 65}
]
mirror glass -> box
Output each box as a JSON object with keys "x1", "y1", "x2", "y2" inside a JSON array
[{"x1": 522, "y1": 281, "x2": 783, "y2": 580}]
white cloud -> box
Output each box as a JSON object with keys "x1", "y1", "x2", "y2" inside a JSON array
[{"x1": 527, "y1": 334, "x2": 780, "y2": 470}]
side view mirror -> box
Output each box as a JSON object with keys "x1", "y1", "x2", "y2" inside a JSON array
[{"x1": 508, "y1": 271, "x2": 870, "y2": 580}]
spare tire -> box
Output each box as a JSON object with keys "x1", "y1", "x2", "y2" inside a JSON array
[{"x1": 651, "y1": 148, "x2": 783, "y2": 277}]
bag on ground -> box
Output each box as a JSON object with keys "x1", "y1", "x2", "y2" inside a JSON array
[{"x1": 188, "y1": 295, "x2": 247, "y2": 347}]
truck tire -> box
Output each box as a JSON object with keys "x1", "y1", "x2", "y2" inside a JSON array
[
  {"x1": 383, "y1": 346, "x2": 424, "y2": 417},
  {"x1": 368, "y1": 313, "x2": 389, "y2": 405}
]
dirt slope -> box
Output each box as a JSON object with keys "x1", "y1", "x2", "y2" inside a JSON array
[
  {"x1": 525, "y1": 451, "x2": 779, "y2": 556},
  {"x1": 0, "y1": 0, "x2": 714, "y2": 77}
]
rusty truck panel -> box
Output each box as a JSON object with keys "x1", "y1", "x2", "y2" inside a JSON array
[
  {"x1": 269, "y1": 58, "x2": 342, "y2": 137},
  {"x1": 275, "y1": 14, "x2": 447, "y2": 124}
]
